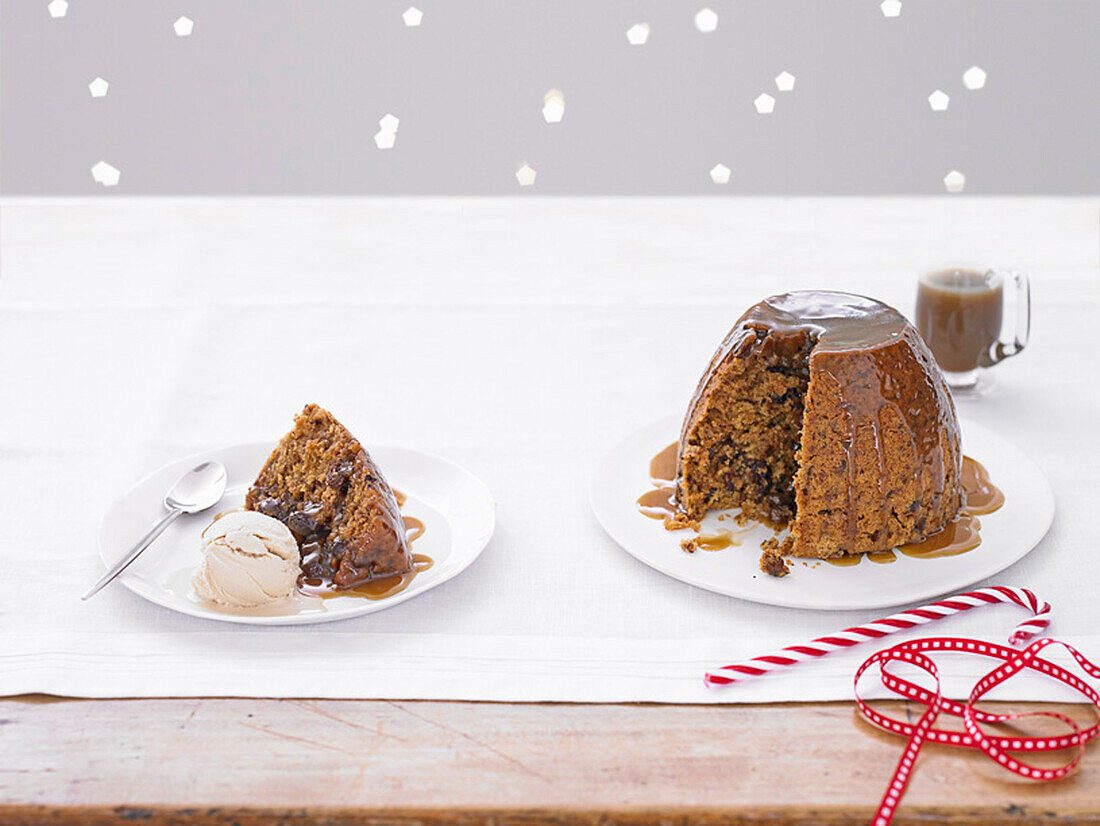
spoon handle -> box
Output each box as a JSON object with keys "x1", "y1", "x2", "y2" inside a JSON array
[{"x1": 82, "y1": 507, "x2": 184, "y2": 601}]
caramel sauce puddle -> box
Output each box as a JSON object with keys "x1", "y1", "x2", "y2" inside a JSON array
[
  {"x1": 297, "y1": 498, "x2": 432, "y2": 600},
  {"x1": 638, "y1": 443, "x2": 1003, "y2": 568},
  {"x1": 826, "y1": 455, "x2": 1001, "y2": 566}
]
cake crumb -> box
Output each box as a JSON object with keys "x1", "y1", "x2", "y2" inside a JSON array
[
  {"x1": 759, "y1": 549, "x2": 790, "y2": 578},
  {"x1": 758, "y1": 537, "x2": 791, "y2": 577},
  {"x1": 666, "y1": 511, "x2": 700, "y2": 531},
  {"x1": 760, "y1": 535, "x2": 794, "y2": 553},
  {"x1": 680, "y1": 537, "x2": 700, "y2": 554}
]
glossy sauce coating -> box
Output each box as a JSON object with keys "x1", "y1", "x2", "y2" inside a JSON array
[
  {"x1": 298, "y1": 511, "x2": 430, "y2": 599},
  {"x1": 300, "y1": 554, "x2": 434, "y2": 600},
  {"x1": 637, "y1": 487, "x2": 677, "y2": 520},
  {"x1": 695, "y1": 532, "x2": 736, "y2": 551},
  {"x1": 825, "y1": 456, "x2": 1001, "y2": 566},
  {"x1": 649, "y1": 442, "x2": 678, "y2": 485},
  {"x1": 678, "y1": 291, "x2": 963, "y2": 557},
  {"x1": 643, "y1": 435, "x2": 1002, "y2": 568}
]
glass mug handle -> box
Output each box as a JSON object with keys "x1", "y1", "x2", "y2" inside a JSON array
[{"x1": 984, "y1": 270, "x2": 1030, "y2": 366}]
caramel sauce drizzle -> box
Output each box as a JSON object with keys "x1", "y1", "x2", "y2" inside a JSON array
[
  {"x1": 300, "y1": 554, "x2": 434, "y2": 600},
  {"x1": 297, "y1": 501, "x2": 431, "y2": 601},
  {"x1": 403, "y1": 515, "x2": 425, "y2": 542},
  {"x1": 896, "y1": 512, "x2": 982, "y2": 559},
  {"x1": 649, "y1": 442, "x2": 678, "y2": 485},
  {"x1": 866, "y1": 550, "x2": 898, "y2": 564},
  {"x1": 636, "y1": 442, "x2": 681, "y2": 521},
  {"x1": 696, "y1": 531, "x2": 736, "y2": 551},
  {"x1": 637, "y1": 486, "x2": 677, "y2": 520},
  {"x1": 640, "y1": 441, "x2": 1004, "y2": 568},
  {"x1": 826, "y1": 455, "x2": 1001, "y2": 567},
  {"x1": 958, "y1": 455, "x2": 1005, "y2": 515},
  {"x1": 638, "y1": 444, "x2": 749, "y2": 550}
]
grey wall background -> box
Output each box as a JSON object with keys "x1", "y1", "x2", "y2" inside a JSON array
[{"x1": 2, "y1": 0, "x2": 1098, "y2": 195}]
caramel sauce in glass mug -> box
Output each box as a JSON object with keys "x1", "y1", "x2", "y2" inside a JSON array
[{"x1": 915, "y1": 267, "x2": 1030, "y2": 397}]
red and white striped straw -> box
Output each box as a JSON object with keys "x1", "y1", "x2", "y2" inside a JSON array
[{"x1": 705, "y1": 586, "x2": 1051, "y2": 687}]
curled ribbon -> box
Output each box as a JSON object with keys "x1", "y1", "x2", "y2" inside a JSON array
[
  {"x1": 704, "y1": 588, "x2": 1099, "y2": 825},
  {"x1": 857, "y1": 637, "x2": 1100, "y2": 825}
]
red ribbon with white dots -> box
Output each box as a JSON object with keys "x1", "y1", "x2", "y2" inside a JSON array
[
  {"x1": 704, "y1": 588, "x2": 1100, "y2": 825},
  {"x1": 856, "y1": 636, "x2": 1100, "y2": 825}
]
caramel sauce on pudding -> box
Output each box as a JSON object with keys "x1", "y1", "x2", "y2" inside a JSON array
[
  {"x1": 637, "y1": 487, "x2": 678, "y2": 520},
  {"x1": 649, "y1": 442, "x2": 678, "y2": 485},
  {"x1": 299, "y1": 554, "x2": 434, "y2": 600},
  {"x1": 896, "y1": 513, "x2": 982, "y2": 559},
  {"x1": 959, "y1": 455, "x2": 1004, "y2": 515},
  {"x1": 677, "y1": 291, "x2": 963, "y2": 559},
  {"x1": 826, "y1": 548, "x2": 899, "y2": 565},
  {"x1": 696, "y1": 531, "x2": 736, "y2": 551},
  {"x1": 296, "y1": 505, "x2": 430, "y2": 600},
  {"x1": 403, "y1": 515, "x2": 425, "y2": 542},
  {"x1": 826, "y1": 455, "x2": 1000, "y2": 566},
  {"x1": 644, "y1": 434, "x2": 1005, "y2": 570},
  {"x1": 866, "y1": 550, "x2": 898, "y2": 564}
]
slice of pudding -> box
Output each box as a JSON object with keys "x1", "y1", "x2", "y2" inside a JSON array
[{"x1": 246, "y1": 403, "x2": 412, "y2": 589}]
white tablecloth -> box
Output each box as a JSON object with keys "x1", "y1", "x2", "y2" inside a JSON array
[{"x1": 2, "y1": 197, "x2": 1097, "y2": 702}]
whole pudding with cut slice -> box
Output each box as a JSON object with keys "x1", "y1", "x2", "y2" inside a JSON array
[
  {"x1": 674, "y1": 291, "x2": 962, "y2": 562},
  {"x1": 245, "y1": 404, "x2": 412, "y2": 589}
]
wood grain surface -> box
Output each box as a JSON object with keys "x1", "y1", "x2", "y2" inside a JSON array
[{"x1": 3, "y1": 697, "x2": 1099, "y2": 825}]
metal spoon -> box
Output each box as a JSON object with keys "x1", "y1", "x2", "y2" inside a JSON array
[{"x1": 82, "y1": 461, "x2": 227, "y2": 601}]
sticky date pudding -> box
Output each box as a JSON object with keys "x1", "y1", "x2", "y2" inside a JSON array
[{"x1": 245, "y1": 404, "x2": 412, "y2": 589}]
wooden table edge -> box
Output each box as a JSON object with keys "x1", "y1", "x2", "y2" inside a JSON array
[{"x1": 4, "y1": 697, "x2": 1099, "y2": 824}]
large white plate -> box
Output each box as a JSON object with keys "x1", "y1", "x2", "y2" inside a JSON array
[
  {"x1": 590, "y1": 416, "x2": 1054, "y2": 610},
  {"x1": 99, "y1": 443, "x2": 495, "y2": 625}
]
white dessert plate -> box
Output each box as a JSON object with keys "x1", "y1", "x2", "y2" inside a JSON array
[
  {"x1": 99, "y1": 443, "x2": 495, "y2": 625},
  {"x1": 590, "y1": 416, "x2": 1054, "y2": 611}
]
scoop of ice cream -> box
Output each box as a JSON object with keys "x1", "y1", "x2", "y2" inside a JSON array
[{"x1": 192, "y1": 511, "x2": 300, "y2": 607}]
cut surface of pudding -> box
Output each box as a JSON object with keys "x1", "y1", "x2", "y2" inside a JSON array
[
  {"x1": 674, "y1": 291, "x2": 962, "y2": 560},
  {"x1": 246, "y1": 404, "x2": 412, "y2": 589}
]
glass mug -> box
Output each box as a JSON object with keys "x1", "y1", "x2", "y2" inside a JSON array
[{"x1": 914, "y1": 267, "x2": 1030, "y2": 396}]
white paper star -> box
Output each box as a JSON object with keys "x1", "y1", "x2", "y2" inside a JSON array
[
  {"x1": 402, "y1": 7, "x2": 423, "y2": 26},
  {"x1": 963, "y1": 66, "x2": 987, "y2": 90},
  {"x1": 943, "y1": 170, "x2": 966, "y2": 193},
  {"x1": 754, "y1": 93, "x2": 776, "y2": 114},
  {"x1": 880, "y1": 0, "x2": 902, "y2": 18},
  {"x1": 775, "y1": 71, "x2": 796, "y2": 92},
  {"x1": 516, "y1": 163, "x2": 537, "y2": 186},
  {"x1": 710, "y1": 164, "x2": 731, "y2": 185},
  {"x1": 47, "y1": 0, "x2": 68, "y2": 19},
  {"x1": 89, "y1": 77, "x2": 109, "y2": 98},
  {"x1": 542, "y1": 89, "x2": 565, "y2": 124},
  {"x1": 928, "y1": 90, "x2": 950, "y2": 111},
  {"x1": 694, "y1": 8, "x2": 718, "y2": 33},
  {"x1": 91, "y1": 161, "x2": 121, "y2": 187},
  {"x1": 173, "y1": 16, "x2": 194, "y2": 36},
  {"x1": 626, "y1": 23, "x2": 650, "y2": 45}
]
